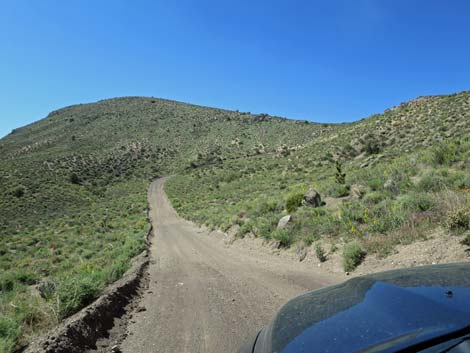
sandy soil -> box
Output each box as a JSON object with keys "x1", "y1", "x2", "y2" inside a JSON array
[{"x1": 225, "y1": 230, "x2": 470, "y2": 278}]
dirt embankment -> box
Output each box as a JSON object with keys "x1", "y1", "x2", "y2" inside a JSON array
[{"x1": 23, "y1": 251, "x2": 150, "y2": 353}]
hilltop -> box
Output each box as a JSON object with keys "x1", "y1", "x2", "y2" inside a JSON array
[
  {"x1": 0, "y1": 96, "x2": 326, "y2": 351},
  {"x1": 0, "y1": 92, "x2": 469, "y2": 352}
]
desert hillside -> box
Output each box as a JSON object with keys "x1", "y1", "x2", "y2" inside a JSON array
[{"x1": 0, "y1": 92, "x2": 469, "y2": 352}]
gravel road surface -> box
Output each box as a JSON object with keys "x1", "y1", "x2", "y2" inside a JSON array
[{"x1": 120, "y1": 179, "x2": 337, "y2": 353}]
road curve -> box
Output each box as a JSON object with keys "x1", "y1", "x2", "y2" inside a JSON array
[{"x1": 120, "y1": 179, "x2": 337, "y2": 353}]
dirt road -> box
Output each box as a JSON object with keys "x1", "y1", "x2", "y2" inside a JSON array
[{"x1": 120, "y1": 179, "x2": 338, "y2": 353}]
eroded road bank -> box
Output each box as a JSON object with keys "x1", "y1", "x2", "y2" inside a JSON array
[{"x1": 119, "y1": 179, "x2": 337, "y2": 353}]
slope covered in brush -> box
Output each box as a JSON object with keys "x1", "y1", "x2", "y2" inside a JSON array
[
  {"x1": 0, "y1": 97, "x2": 327, "y2": 351},
  {"x1": 166, "y1": 91, "x2": 470, "y2": 266},
  {"x1": 0, "y1": 92, "x2": 469, "y2": 352}
]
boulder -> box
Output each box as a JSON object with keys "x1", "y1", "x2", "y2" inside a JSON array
[
  {"x1": 296, "y1": 247, "x2": 307, "y2": 262},
  {"x1": 227, "y1": 224, "x2": 240, "y2": 238},
  {"x1": 303, "y1": 188, "x2": 322, "y2": 207},
  {"x1": 349, "y1": 184, "x2": 363, "y2": 200},
  {"x1": 383, "y1": 178, "x2": 399, "y2": 193},
  {"x1": 224, "y1": 225, "x2": 239, "y2": 245},
  {"x1": 277, "y1": 215, "x2": 292, "y2": 229},
  {"x1": 246, "y1": 231, "x2": 256, "y2": 239},
  {"x1": 270, "y1": 240, "x2": 281, "y2": 250}
]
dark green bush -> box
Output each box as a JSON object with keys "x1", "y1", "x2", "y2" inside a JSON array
[
  {"x1": 238, "y1": 221, "x2": 254, "y2": 237},
  {"x1": 367, "y1": 177, "x2": 384, "y2": 191},
  {"x1": 362, "y1": 192, "x2": 385, "y2": 205},
  {"x1": 461, "y1": 233, "x2": 470, "y2": 247},
  {"x1": 370, "y1": 199, "x2": 406, "y2": 233},
  {"x1": 341, "y1": 202, "x2": 369, "y2": 224},
  {"x1": 285, "y1": 192, "x2": 304, "y2": 213},
  {"x1": 0, "y1": 270, "x2": 38, "y2": 293},
  {"x1": 335, "y1": 160, "x2": 346, "y2": 184},
  {"x1": 69, "y1": 173, "x2": 81, "y2": 185},
  {"x1": 453, "y1": 172, "x2": 470, "y2": 190},
  {"x1": 272, "y1": 229, "x2": 292, "y2": 247},
  {"x1": 431, "y1": 143, "x2": 455, "y2": 166},
  {"x1": 0, "y1": 316, "x2": 21, "y2": 353},
  {"x1": 0, "y1": 274, "x2": 15, "y2": 292},
  {"x1": 342, "y1": 242, "x2": 366, "y2": 272},
  {"x1": 38, "y1": 280, "x2": 57, "y2": 300},
  {"x1": 11, "y1": 186, "x2": 25, "y2": 198},
  {"x1": 417, "y1": 171, "x2": 449, "y2": 192},
  {"x1": 446, "y1": 208, "x2": 470, "y2": 232},
  {"x1": 308, "y1": 215, "x2": 341, "y2": 237},
  {"x1": 399, "y1": 193, "x2": 435, "y2": 212},
  {"x1": 363, "y1": 136, "x2": 381, "y2": 155},
  {"x1": 257, "y1": 199, "x2": 281, "y2": 214},
  {"x1": 315, "y1": 244, "x2": 327, "y2": 262},
  {"x1": 328, "y1": 183, "x2": 350, "y2": 198}
]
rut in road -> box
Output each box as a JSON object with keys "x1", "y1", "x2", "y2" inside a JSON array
[{"x1": 120, "y1": 179, "x2": 337, "y2": 353}]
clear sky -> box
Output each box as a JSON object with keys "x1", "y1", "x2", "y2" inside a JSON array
[{"x1": 1, "y1": 0, "x2": 469, "y2": 138}]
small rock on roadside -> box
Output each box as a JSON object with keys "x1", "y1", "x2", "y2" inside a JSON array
[
  {"x1": 136, "y1": 306, "x2": 146, "y2": 313},
  {"x1": 297, "y1": 248, "x2": 307, "y2": 262},
  {"x1": 277, "y1": 215, "x2": 292, "y2": 229},
  {"x1": 270, "y1": 240, "x2": 281, "y2": 250},
  {"x1": 111, "y1": 345, "x2": 122, "y2": 353}
]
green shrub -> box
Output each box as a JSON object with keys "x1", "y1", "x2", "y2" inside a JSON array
[
  {"x1": 363, "y1": 192, "x2": 385, "y2": 205},
  {"x1": 417, "y1": 171, "x2": 449, "y2": 192},
  {"x1": 304, "y1": 233, "x2": 320, "y2": 245},
  {"x1": 69, "y1": 173, "x2": 81, "y2": 185},
  {"x1": 238, "y1": 220, "x2": 254, "y2": 237},
  {"x1": 271, "y1": 229, "x2": 292, "y2": 247},
  {"x1": 0, "y1": 316, "x2": 21, "y2": 353},
  {"x1": 285, "y1": 192, "x2": 304, "y2": 213},
  {"x1": 342, "y1": 242, "x2": 366, "y2": 272},
  {"x1": 446, "y1": 208, "x2": 470, "y2": 232},
  {"x1": 0, "y1": 274, "x2": 15, "y2": 292},
  {"x1": 253, "y1": 217, "x2": 276, "y2": 239},
  {"x1": 256, "y1": 199, "x2": 281, "y2": 214},
  {"x1": 453, "y1": 172, "x2": 470, "y2": 190},
  {"x1": 461, "y1": 233, "x2": 470, "y2": 247},
  {"x1": 431, "y1": 143, "x2": 455, "y2": 166},
  {"x1": 315, "y1": 244, "x2": 327, "y2": 262},
  {"x1": 335, "y1": 160, "x2": 346, "y2": 184},
  {"x1": 341, "y1": 202, "x2": 369, "y2": 224},
  {"x1": 328, "y1": 184, "x2": 350, "y2": 198},
  {"x1": 56, "y1": 273, "x2": 103, "y2": 319},
  {"x1": 308, "y1": 215, "x2": 341, "y2": 237},
  {"x1": 363, "y1": 135, "x2": 381, "y2": 155},
  {"x1": 367, "y1": 177, "x2": 384, "y2": 191},
  {"x1": 370, "y1": 199, "x2": 406, "y2": 233},
  {"x1": 11, "y1": 186, "x2": 25, "y2": 198},
  {"x1": 38, "y1": 280, "x2": 57, "y2": 300},
  {"x1": 399, "y1": 193, "x2": 435, "y2": 212},
  {"x1": 0, "y1": 270, "x2": 38, "y2": 293}
]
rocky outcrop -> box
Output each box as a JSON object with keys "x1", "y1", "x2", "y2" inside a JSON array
[{"x1": 304, "y1": 188, "x2": 322, "y2": 207}]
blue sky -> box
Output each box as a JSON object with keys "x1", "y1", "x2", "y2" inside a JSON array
[{"x1": 1, "y1": 0, "x2": 469, "y2": 138}]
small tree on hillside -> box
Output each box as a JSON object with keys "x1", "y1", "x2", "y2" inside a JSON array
[
  {"x1": 69, "y1": 173, "x2": 81, "y2": 185},
  {"x1": 335, "y1": 160, "x2": 346, "y2": 185}
]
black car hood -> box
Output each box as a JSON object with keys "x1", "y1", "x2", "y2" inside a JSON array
[{"x1": 256, "y1": 263, "x2": 470, "y2": 353}]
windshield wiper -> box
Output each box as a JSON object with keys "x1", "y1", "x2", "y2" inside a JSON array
[
  {"x1": 394, "y1": 325, "x2": 470, "y2": 353},
  {"x1": 439, "y1": 335, "x2": 470, "y2": 352}
]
